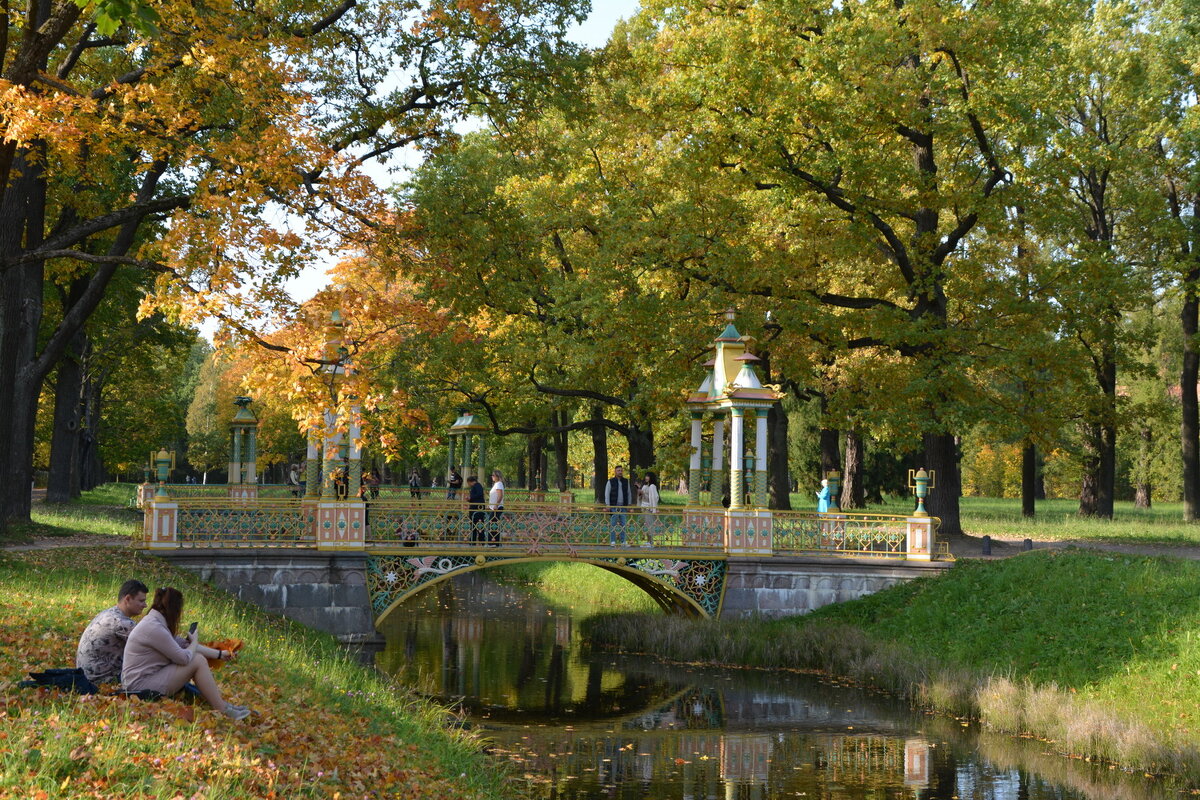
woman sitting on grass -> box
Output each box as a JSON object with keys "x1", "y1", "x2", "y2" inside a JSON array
[{"x1": 122, "y1": 587, "x2": 252, "y2": 721}]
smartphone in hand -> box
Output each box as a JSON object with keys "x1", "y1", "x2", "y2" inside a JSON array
[{"x1": 187, "y1": 621, "x2": 198, "y2": 638}]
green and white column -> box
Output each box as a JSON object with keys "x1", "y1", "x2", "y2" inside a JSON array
[
  {"x1": 229, "y1": 429, "x2": 242, "y2": 484},
  {"x1": 447, "y1": 437, "x2": 456, "y2": 482},
  {"x1": 712, "y1": 413, "x2": 726, "y2": 505},
  {"x1": 729, "y1": 408, "x2": 744, "y2": 509},
  {"x1": 245, "y1": 427, "x2": 258, "y2": 485},
  {"x1": 472, "y1": 434, "x2": 482, "y2": 484},
  {"x1": 754, "y1": 408, "x2": 769, "y2": 507},
  {"x1": 305, "y1": 429, "x2": 321, "y2": 498},
  {"x1": 347, "y1": 405, "x2": 362, "y2": 499},
  {"x1": 462, "y1": 435, "x2": 473, "y2": 485},
  {"x1": 321, "y1": 411, "x2": 339, "y2": 498},
  {"x1": 688, "y1": 413, "x2": 703, "y2": 504}
]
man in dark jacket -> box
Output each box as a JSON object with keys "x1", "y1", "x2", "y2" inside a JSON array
[
  {"x1": 603, "y1": 466, "x2": 633, "y2": 546},
  {"x1": 467, "y1": 476, "x2": 486, "y2": 543}
]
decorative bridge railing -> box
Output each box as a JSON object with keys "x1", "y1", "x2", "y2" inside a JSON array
[
  {"x1": 139, "y1": 497, "x2": 944, "y2": 561},
  {"x1": 136, "y1": 484, "x2": 572, "y2": 508}
]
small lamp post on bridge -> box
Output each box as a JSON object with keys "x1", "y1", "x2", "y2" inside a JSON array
[
  {"x1": 228, "y1": 396, "x2": 259, "y2": 500},
  {"x1": 448, "y1": 409, "x2": 491, "y2": 490},
  {"x1": 143, "y1": 448, "x2": 179, "y2": 549},
  {"x1": 312, "y1": 309, "x2": 366, "y2": 550},
  {"x1": 905, "y1": 468, "x2": 937, "y2": 560}
]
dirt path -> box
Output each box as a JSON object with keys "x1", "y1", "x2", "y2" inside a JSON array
[
  {"x1": 946, "y1": 532, "x2": 1200, "y2": 560},
  {"x1": 2, "y1": 533, "x2": 129, "y2": 551}
]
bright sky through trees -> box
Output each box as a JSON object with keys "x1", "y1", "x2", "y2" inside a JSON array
[{"x1": 197, "y1": 0, "x2": 642, "y2": 338}]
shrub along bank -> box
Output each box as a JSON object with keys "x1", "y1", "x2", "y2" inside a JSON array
[
  {"x1": 0, "y1": 547, "x2": 514, "y2": 799},
  {"x1": 581, "y1": 549, "x2": 1200, "y2": 781}
]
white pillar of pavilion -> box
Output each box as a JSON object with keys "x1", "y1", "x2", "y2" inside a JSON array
[
  {"x1": 684, "y1": 310, "x2": 784, "y2": 554},
  {"x1": 728, "y1": 408, "x2": 745, "y2": 509},
  {"x1": 688, "y1": 413, "x2": 704, "y2": 504},
  {"x1": 711, "y1": 413, "x2": 725, "y2": 505}
]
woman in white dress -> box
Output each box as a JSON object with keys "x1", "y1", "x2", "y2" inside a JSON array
[
  {"x1": 487, "y1": 470, "x2": 505, "y2": 545},
  {"x1": 639, "y1": 471, "x2": 660, "y2": 547}
]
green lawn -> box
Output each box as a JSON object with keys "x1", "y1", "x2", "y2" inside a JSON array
[
  {"x1": 0, "y1": 547, "x2": 514, "y2": 798},
  {"x1": 6, "y1": 483, "x2": 143, "y2": 543}
]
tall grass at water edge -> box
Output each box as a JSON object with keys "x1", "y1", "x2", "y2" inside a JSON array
[
  {"x1": 582, "y1": 549, "x2": 1200, "y2": 781},
  {"x1": 0, "y1": 546, "x2": 515, "y2": 799}
]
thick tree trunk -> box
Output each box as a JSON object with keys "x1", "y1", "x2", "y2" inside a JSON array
[
  {"x1": 817, "y1": 389, "x2": 838, "y2": 478},
  {"x1": 767, "y1": 400, "x2": 790, "y2": 510},
  {"x1": 626, "y1": 420, "x2": 654, "y2": 474},
  {"x1": 1183, "y1": 280, "x2": 1200, "y2": 520},
  {"x1": 4, "y1": 149, "x2": 48, "y2": 521},
  {"x1": 923, "y1": 432, "x2": 962, "y2": 537},
  {"x1": 526, "y1": 432, "x2": 545, "y2": 489},
  {"x1": 552, "y1": 410, "x2": 569, "y2": 492},
  {"x1": 1079, "y1": 421, "x2": 1116, "y2": 518},
  {"x1": 819, "y1": 427, "x2": 840, "y2": 478},
  {"x1": 79, "y1": 360, "x2": 105, "y2": 491},
  {"x1": 1021, "y1": 440, "x2": 1036, "y2": 519},
  {"x1": 1134, "y1": 426, "x2": 1152, "y2": 509},
  {"x1": 46, "y1": 329, "x2": 86, "y2": 503},
  {"x1": 1079, "y1": 420, "x2": 1117, "y2": 519},
  {"x1": 842, "y1": 430, "x2": 865, "y2": 509},
  {"x1": 590, "y1": 405, "x2": 607, "y2": 503}
]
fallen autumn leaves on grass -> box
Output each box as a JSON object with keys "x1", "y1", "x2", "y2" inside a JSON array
[{"x1": 0, "y1": 547, "x2": 508, "y2": 799}]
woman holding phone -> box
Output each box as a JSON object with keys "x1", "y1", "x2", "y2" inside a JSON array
[{"x1": 122, "y1": 587, "x2": 251, "y2": 720}]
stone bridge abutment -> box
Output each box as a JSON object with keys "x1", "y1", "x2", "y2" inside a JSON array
[{"x1": 157, "y1": 549, "x2": 951, "y2": 643}]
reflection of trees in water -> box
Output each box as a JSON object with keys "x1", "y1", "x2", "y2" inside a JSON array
[{"x1": 377, "y1": 574, "x2": 1113, "y2": 800}]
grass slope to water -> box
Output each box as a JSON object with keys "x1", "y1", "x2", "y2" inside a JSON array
[
  {"x1": 0, "y1": 547, "x2": 514, "y2": 799},
  {"x1": 488, "y1": 561, "x2": 659, "y2": 615},
  {"x1": 584, "y1": 550, "x2": 1200, "y2": 779}
]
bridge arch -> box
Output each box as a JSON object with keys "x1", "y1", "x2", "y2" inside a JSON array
[{"x1": 368, "y1": 553, "x2": 728, "y2": 627}]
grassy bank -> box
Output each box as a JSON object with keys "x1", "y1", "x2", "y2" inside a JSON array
[
  {"x1": 6, "y1": 484, "x2": 141, "y2": 544},
  {"x1": 487, "y1": 561, "x2": 659, "y2": 615},
  {"x1": 583, "y1": 550, "x2": 1200, "y2": 780},
  {"x1": 0, "y1": 547, "x2": 515, "y2": 799}
]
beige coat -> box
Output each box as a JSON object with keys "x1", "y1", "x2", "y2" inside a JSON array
[{"x1": 121, "y1": 608, "x2": 192, "y2": 692}]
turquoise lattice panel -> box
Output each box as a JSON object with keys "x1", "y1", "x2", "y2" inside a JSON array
[
  {"x1": 772, "y1": 516, "x2": 823, "y2": 550},
  {"x1": 366, "y1": 554, "x2": 728, "y2": 618},
  {"x1": 368, "y1": 554, "x2": 481, "y2": 614},
  {"x1": 601, "y1": 557, "x2": 727, "y2": 616},
  {"x1": 177, "y1": 503, "x2": 308, "y2": 546}
]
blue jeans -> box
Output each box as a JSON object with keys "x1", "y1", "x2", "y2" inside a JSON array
[{"x1": 609, "y1": 510, "x2": 628, "y2": 545}]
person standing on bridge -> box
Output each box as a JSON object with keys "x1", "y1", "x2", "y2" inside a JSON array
[
  {"x1": 816, "y1": 478, "x2": 830, "y2": 513},
  {"x1": 639, "y1": 471, "x2": 660, "y2": 547},
  {"x1": 467, "y1": 476, "x2": 486, "y2": 543},
  {"x1": 487, "y1": 469, "x2": 505, "y2": 546},
  {"x1": 604, "y1": 466, "x2": 633, "y2": 546}
]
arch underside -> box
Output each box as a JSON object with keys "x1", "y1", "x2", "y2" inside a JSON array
[{"x1": 368, "y1": 554, "x2": 728, "y2": 626}]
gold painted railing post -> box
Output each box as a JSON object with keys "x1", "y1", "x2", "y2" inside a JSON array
[
  {"x1": 724, "y1": 508, "x2": 772, "y2": 555},
  {"x1": 317, "y1": 500, "x2": 366, "y2": 551},
  {"x1": 688, "y1": 413, "x2": 703, "y2": 504},
  {"x1": 145, "y1": 498, "x2": 179, "y2": 549},
  {"x1": 906, "y1": 516, "x2": 934, "y2": 561}
]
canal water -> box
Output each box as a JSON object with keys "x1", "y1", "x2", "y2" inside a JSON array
[{"x1": 376, "y1": 571, "x2": 1166, "y2": 800}]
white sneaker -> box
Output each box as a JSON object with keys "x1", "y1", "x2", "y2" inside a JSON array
[{"x1": 224, "y1": 703, "x2": 251, "y2": 721}]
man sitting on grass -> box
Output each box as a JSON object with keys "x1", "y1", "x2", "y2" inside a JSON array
[{"x1": 75, "y1": 579, "x2": 148, "y2": 685}]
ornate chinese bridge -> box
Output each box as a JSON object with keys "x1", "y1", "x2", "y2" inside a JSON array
[
  {"x1": 141, "y1": 495, "x2": 948, "y2": 644},
  {"x1": 140, "y1": 313, "x2": 951, "y2": 642}
]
